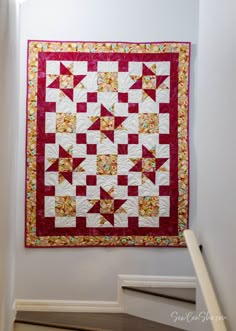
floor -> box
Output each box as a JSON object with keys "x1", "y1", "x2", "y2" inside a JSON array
[{"x1": 16, "y1": 312, "x2": 183, "y2": 331}]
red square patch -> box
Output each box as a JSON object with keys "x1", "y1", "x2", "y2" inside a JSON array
[
  {"x1": 128, "y1": 103, "x2": 139, "y2": 113},
  {"x1": 86, "y1": 175, "x2": 97, "y2": 186},
  {"x1": 117, "y1": 175, "x2": 128, "y2": 185},
  {"x1": 76, "y1": 186, "x2": 86, "y2": 196},
  {"x1": 118, "y1": 61, "x2": 129, "y2": 72},
  {"x1": 118, "y1": 144, "x2": 128, "y2": 154},
  {"x1": 77, "y1": 103, "x2": 87, "y2": 113},
  {"x1": 87, "y1": 92, "x2": 97, "y2": 102},
  {"x1": 76, "y1": 133, "x2": 87, "y2": 144},
  {"x1": 128, "y1": 134, "x2": 139, "y2": 144},
  {"x1": 88, "y1": 61, "x2": 97, "y2": 72},
  {"x1": 128, "y1": 186, "x2": 139, "y2": 196},
  {"x1": 87, "y1": 144, "x2": 97, "y2": 154},
  {"x1": 118, "y1": 92, "x2": 128, "y2": 103}
]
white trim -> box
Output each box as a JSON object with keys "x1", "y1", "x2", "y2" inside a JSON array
[
  {"x1": 118, "y1": 274, "x2": 197, "y2": 289},
  {"x1": 117, "y1": 275, "x2": 196, "y2": 331},
  {"x1": 15, "y1": 275, "x2": 196, "y2": 316},
  {"x1": 15, "y1": 300, "x2": 123, "y2": 313},
  {"x1": 117, "y1": 274, "x2": 196, "y2": 308}
]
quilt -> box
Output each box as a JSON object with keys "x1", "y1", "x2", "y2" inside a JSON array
[{"x1": 25, "y1": 41, "x2": 190, "y2": 247}]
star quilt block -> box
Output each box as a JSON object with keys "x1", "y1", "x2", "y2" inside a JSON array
[{"x1": 25, "y1": 41, "x2": 190, "y2": 247}]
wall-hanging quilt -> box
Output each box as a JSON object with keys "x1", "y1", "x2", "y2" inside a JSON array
[{"x1": 25, "y1": 41, "x2": 190, "y2": 247}]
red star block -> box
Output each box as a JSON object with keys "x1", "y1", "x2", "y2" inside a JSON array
[
  {"x1": 129, "y1": 145, "x2": 168, "y2": 184},
  {"x1": 88, "y1": 187, "x2": 127, "y2": 226},
  {"x1": 46, "y1": 145, "x2": 85, "y2": 184},
  {"x1": 88, "y1": 105, "x2": 127, "y2": 143},
  {"x1": 130, "y1": 63, "x2": 169, "y2": 101},
  {"x1": 47, "y1": 62, "x2": 86, "y2": 101}
]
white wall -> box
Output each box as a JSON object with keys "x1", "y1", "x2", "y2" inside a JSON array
[
  {"x1": 195, "y1": 0, "x2": 235, "y2": 329},
  {"x1": 0, "y1": 0, "x2": 18, "y2": 329},
  {"x1": 15, "y1": 0, "x2": 199, "y2": 301}
]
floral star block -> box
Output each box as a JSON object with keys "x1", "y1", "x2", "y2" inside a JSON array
[
  {"x1": 88, "y1": 104, "x2": 127, "y2": 142},
  {"x1": 88, "y1": 187, "x2": 127, "y2": 226},
  {"x1": 46, "y1": 145, "x2": 85, "y2": 184},
  {"x1": 47, "y1": 62, "x2": 86, "y2": 101},
  {"x1": 130, "y1": 63, "x2": 169, "y2": 101},
  {"x1": 129, "y1": 145, "x2": 168, "y2": 184}
]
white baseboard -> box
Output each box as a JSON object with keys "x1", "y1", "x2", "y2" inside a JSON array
[
  {"x1": 15, "y1": 275, "x2": 196, "y2": 320},
  {"x1": 15, "y1": 299, "x2": 123, "y2": 313},
  {"x1": 118, "y1": 274, "x2": 197, "y2": 288},
  {"x1": 117, "y1": 274, "x2": 196, "y2": 307}
]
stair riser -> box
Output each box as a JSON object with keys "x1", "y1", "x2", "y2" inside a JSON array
[{"x1": 123, "y1": 290, "x2": 195, "y2": 331}]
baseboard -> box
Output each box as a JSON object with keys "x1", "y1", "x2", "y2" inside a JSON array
[
  {"x1": 15, "y1": 275, "x2": 196, "y2": 316},
  {"x1": 117, "y1": 275, "x2": 196, "y2": 331},
  {"x1": 118, "y1": 274, "x2": 197, "y2": 288},
  {"x1": 15, "y1": 299, "x2": 123, "y2": 313}
]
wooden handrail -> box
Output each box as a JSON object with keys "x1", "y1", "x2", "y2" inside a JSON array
[{"x1": 184, "y1": 230, "x2": 227, "y2": 331}]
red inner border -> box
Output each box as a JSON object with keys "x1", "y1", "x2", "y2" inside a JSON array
[{"x1": 35, "y1": 51, "x2": 179, "y2": 237}]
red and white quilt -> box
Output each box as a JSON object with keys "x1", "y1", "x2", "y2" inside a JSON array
[{"x1": 25, "y1": 41, "x2": 190, "y2": 247}]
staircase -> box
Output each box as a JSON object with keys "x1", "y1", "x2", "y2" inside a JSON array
[
  {"x1": 15, "y1": 285, "x2": 196, "y2": 331},
  {"x1": 14, "y1": 232, "x2": 227, "y2": 331},
  {"x1": 122, "y1": 286, "x2": 195, "y2": 329}
]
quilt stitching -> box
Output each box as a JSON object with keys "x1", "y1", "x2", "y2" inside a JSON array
[{"x1": 25, "y1": 41, "x2": 190, "y2": 247}]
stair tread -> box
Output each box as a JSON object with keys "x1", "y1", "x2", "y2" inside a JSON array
[
  {"x1": 15, "y1": 323, "x2": 76, "y2": 331},
  {"x1": 16, "y1": 312, "x2": 183, "y2": 331},
  {"x1": 122, "y1": 286, "x2": 196, "y2": 304}
]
